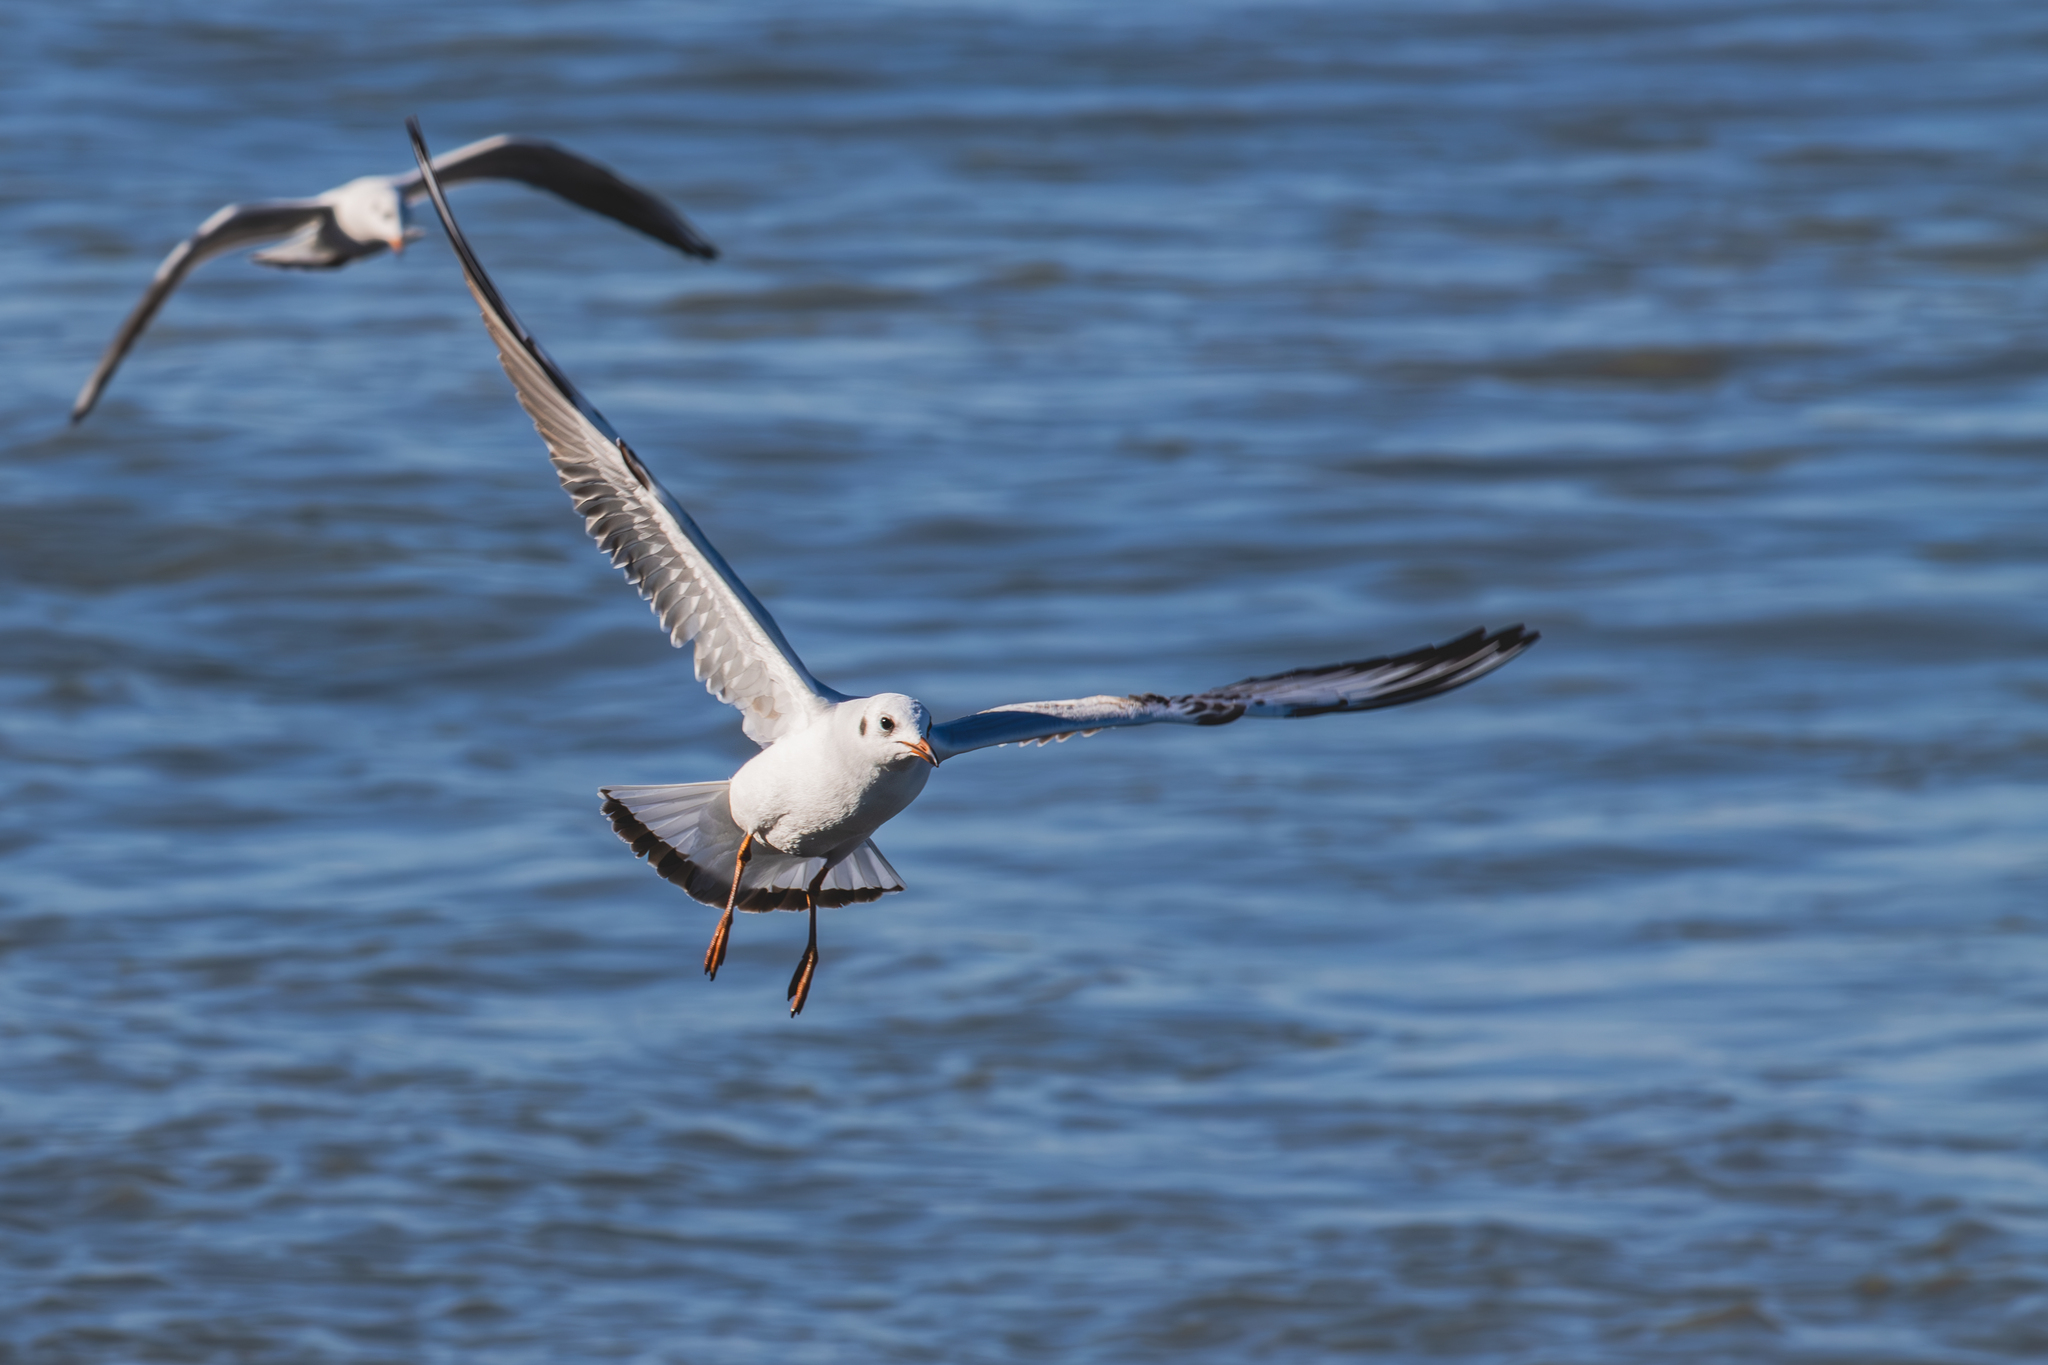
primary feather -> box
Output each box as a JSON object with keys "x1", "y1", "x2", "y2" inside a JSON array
[
  {"x1": 404, "y1": 118, "x2": 844, "y2": 747},
  {"x1": 929, "y1": 626, "x2": 1536, "y2": 759}
]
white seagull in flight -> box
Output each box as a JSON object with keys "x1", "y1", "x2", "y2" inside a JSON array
[
  {"x1": 72, "y1": 134, "x2": 718, "y2": 424},
  {"x1": 406, "y1": 119, "x2": 1538, "y2": 1016}
]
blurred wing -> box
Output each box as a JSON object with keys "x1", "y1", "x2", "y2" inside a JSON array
[
  {"x1": 406, "y1": 118, "x2": 841, "y2": 745},
  {"x1": 931, "y1": 625, "x2": 1536, "y2": 759},
  {"x1": 72, "y1": 199, "x2": 330, "y2": 423},
  {"x1": 394, "y1": 133, "x2": 718, "y2": 260}
]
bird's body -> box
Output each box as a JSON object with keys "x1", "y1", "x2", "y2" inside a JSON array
[
  {"x1": 406, "y1": 119, "x2": 1538, "y2": 1015},
  {"x1": 728, "y1": 695, "x2": 935, "y2": 859},
  {"x1": 244, "y1": 176, "x2": 412, "y2": 270},
  {"x1": 72, "y1": 135, "x2": 717, "y2": 423}
]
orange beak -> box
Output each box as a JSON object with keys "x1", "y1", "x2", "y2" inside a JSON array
[
  {"x1": 898, "y1": 736, "x2": 938, "y2": 766},
  {"x1": 387, "y1": 235, "x2": 408, "y2": 255}
]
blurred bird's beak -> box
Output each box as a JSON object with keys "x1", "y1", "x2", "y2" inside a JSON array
[
  {"x1": 387, "y1": 235, "x2": 408, "y2": 255},
  {"x1": 898, "y1": 737, "x2": 938, "y2": 766}
]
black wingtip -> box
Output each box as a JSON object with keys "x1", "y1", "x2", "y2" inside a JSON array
[
  {"x1": 406, "y1": 121, "x2": 460, "y2": 262},
  {"x1": 71, "y1": 374, "x2": 103, "y2": 425},
  {"x1": 1208, "y1": 622, "x2": 1540, "y2": 719},
  {"x1": 405, "y1": 115, "x2": 431, "y2": 180},
  {"x1": 405, "y1": 116, "x2": 513, "y2": 331},
  {"x1": 1495, "y1": 623, "x2": 1540, "y2": 653},
  {"x1": 661, "y1": 209, "x2": 719, "y2": 263},
  {"x1": 406, "y1": 115, "x2": 625, "y2": 446},
  {"x1": 1234, "y1": 623, "x2": 1538, "y2": 690}
]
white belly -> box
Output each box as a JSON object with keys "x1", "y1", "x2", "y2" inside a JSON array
[{"x1": 727, "y1": 725, "x2": 931, "y2": 857}]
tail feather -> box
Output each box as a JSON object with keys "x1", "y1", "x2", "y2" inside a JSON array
[{"x1": 599, "y1": 781, "x2": 904, "y2": 911}]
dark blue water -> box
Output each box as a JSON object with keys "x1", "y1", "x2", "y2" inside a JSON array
[{"x1": 5, "y1": 2, "x2": 2047, "y2": 1359}]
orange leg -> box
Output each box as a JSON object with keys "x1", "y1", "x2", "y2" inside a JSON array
[
  {"x1": 785, "y1": 866, "x2": 829, "y2": 1016},
  {"x1": 704, "y1": 831, "x2": 752, "y2": 981}
]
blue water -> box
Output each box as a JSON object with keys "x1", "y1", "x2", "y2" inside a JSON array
[{"x1": 4, "y1": 2, "x2": 2047, "y2": 1360}]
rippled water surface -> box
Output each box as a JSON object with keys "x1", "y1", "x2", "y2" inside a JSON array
[{"x1": 5, "y1": 2, "x2": 2048, "y2": 1360}]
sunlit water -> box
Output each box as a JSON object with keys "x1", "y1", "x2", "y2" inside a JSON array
[{"x1": 4, "y1": 2, "x2": 2047, "y2": 1360}]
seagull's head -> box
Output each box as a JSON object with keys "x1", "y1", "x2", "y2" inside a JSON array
[
  {"x1": 331, "y1": 176, "x2": 413, "y2": 256},
  {"x1": 856, "y1": 694, "x2": 936, "y2": 767}
]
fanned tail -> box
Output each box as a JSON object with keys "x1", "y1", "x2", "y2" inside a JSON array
[{"x1": 599, "y1": 782, "x2": 904, "y2": 911}]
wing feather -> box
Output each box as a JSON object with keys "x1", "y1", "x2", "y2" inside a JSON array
[
  {"x1": 394, "y1": 133, "x2": 718, "y2": 260},
  {"x1": 930, "y1": 625, "x2": 1536, "y2": 759},
  {"x1": 406, "y1": 119, "x2": 842, "y2": 745},
  {"x1": 71, "y1": 199, "x2": 331, "y2": 423}
]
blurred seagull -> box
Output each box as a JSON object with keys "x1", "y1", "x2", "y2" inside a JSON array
[
  {"x1": 71, "y1": 133, "x2": 719, "y2": 423},
  {"x1": 407, "y1": 118, "x2": 1538, "y2": 1017}
]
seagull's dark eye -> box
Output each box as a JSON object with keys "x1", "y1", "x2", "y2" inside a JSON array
[{"x1": 879, "y1": 716, "x2": 895, "y2": 733}]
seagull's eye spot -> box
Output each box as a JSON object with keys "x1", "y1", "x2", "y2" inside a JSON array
[
  {"x1": 859, "y1": 717, "x2": 867, "y2": 737},
  {"x1": 879, "y1": 717, "x2": 895, "y2": 734}
]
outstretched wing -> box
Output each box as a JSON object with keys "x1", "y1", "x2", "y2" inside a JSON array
[
  {"x1": 406, "y1": 118, "x2": 843, "y2": 745},
  {"x1": 930, "y1": 625, "x2": 1536, "y2": 760},
  {"x1": 72, "y1": 199, "x2": 331, "y2": 423},
  {"x1": 394, "y1": 134, "x2": 718, "y2": 261}
]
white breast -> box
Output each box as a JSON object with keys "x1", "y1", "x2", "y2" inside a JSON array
[{"x1": 727, "y1": 718, "x2": 931, "y2": 858}]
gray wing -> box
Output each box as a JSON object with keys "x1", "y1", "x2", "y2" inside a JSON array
[
  {"x1": 393, "y1": 134, "x2": 718, "y2": 260},
  {"x1": 931, "y1": 626, "x2": 1537, "y2": 760},
  {"x1": 71, "y1": 199, "x2": 331, "y2": 423},
  {"x1": 406, "y1": 119, "x2": 841, "y2": 746}
]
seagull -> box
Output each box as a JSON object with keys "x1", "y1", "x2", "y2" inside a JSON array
[
  {"x1": 406, "y1": 118, "x2": 1539, "y2": 1016},
  {"x1": 71, "y1": 134, "x2": 719, "y2": 424}
]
